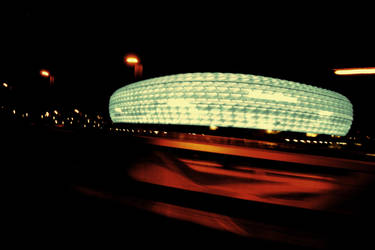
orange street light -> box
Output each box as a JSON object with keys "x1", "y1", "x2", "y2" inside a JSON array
[
  {"x1": 40, "y1": 69, "x2": 50, "y2": 77},
  {"x1": 125, "y1": 55, "x2": 140, "y2": 65},
  {"x1": 333, "y1": 67, "x2": 375, "y2": 75},
  {"x1": 40, "y1": 69, "x2": 54, "y2": 86},
  {"x1": 124, "y1": 54, "x2": 143, "y2": 79}
]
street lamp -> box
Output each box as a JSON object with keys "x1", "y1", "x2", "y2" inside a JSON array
[
  {"x1": 125, "y1": 55, "x2": 139, "y2": 65},
  {"x1": 124, "y1": 54, "x2": 143, "y2": 79},
  {"x1": 40, "y1": 69, "x2": 54, "y2": 86}
]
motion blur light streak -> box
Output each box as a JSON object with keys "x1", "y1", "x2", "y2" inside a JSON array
[
  {"x1": 109, "y1": 73, "x2": 353, "y2": 136},
  {"x1": 128, "y1": 150, "x2": 338, "y2": 210},
  {"x1": 334, "y1": 67, "x2": 375, "y2": 75},
  {"x1": 181, "y1": 159, "x2": 335, "y2": 182},
  {"x1": 74, "y1": 186, "x2": 322, "y2": 248},
  {"x1": 140, "y1": 136, "x2": 375, "y2": 171}
]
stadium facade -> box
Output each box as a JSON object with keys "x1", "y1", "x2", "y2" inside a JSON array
[{"x1": 109, "y1": 73, "x2": 353, "y2": 136}]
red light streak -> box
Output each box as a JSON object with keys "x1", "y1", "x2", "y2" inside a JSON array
[
  {"x1": 126, "y1": 136, "x2": 375, "y2": 212},
  {"x1": 139, "y1": 136, "x2": 375, "y2": 171},
  {"x1": 128, "y1": 152, "x2": 338, "y2": 210},
  {"x1": 74, "y1": 186, "x2": 323, "y2": 248}
]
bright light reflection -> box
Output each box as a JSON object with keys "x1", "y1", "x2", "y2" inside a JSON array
[{"x1": 334, "y1": 67, "x2": 375, "y2": 75}]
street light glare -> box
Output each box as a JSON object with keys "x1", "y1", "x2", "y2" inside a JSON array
[
  {"x1": 334, "y1": 67, "x2": 375, "y2": 75},
  {"x1": 125, "y1": 56, "x2": 139, "y2": 64},
  {"x1": 40, "y1": 69, "x2": 50, "y2": 77},
  {"x1": 125, "y1": 54, "x2": 140, "y2": 65}
]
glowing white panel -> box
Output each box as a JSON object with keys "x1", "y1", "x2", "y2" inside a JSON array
[{"x1": 109, "y1": 73, "x2": 353, "y2": 136}]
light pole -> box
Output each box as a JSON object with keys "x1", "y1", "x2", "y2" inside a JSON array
[
  {"x1": 124, "y1": 54, "x2": 143, "y2": 80},
  {"x1": 40, "y1": 69, "x2": 54, "y2": 87}
]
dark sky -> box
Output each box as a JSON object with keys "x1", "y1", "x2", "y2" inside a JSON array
[{"x1": 1, "y1": 4, "x2": 374, "y2": 132}]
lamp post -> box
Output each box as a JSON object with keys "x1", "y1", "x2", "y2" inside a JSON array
[
  {"x1": 40, "y1": 69, "x2": 54, "y2": 87},
  {"x1": 124, "y1": 54, "x2": 143, "y2": 80}
]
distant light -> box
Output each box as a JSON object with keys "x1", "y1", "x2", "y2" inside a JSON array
[
  {"x1": 306, "y1": 133, "x2": 318, "y2": 137},
  {"x1": 334, "y1": 67, "x2": 375, "y2": 75},
  {"x1": 2, "y1": 82, "x2": 8, "y2": 88},
  {"x1": 266, "y1": 129, "x2": 280, "y2": 134},
  {"x1": 209, "y1": 125, "x2": 218, "y2": 130},
  {"x1": 125, "y1": 55, "x2": 140, "y2": 65},
  {"x1": 74, "y1": 109, "x2": 80, "y2": 114},
  {"x1": 126, "y1": 57, "x2": 139, "y2": 64},
  {"x1": 40, "y1": 69, "x2": 50, "y2": 77}
]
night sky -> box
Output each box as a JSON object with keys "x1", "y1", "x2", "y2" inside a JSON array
[{"x1": 1, "y1": 4, "x2": 374, "y2": 133}]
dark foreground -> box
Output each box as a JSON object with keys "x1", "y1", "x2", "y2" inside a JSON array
[{"x1": 3, "y1": 121, "x2": 375, "y2": 249}]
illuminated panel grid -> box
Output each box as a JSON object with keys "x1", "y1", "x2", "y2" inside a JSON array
[{"x1": 109, "y1": 73, "x2": 353, "y2": 136}]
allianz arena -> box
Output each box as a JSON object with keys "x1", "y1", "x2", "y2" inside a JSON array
[{"x1": 109, "y1": 73, "x2": 353, "y2": 136}]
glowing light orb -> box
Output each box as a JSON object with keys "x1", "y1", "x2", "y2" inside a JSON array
[{"x1": 109, "y1": 73, "x2": 353, "y2": 136}]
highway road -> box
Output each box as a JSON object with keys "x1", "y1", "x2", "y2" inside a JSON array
[
  {"x1": 3, "y1": 125, "x2": 375, "y2": 248},
  {"x1": 73, "y1": 133, "x2": 375, "y2": 249}
]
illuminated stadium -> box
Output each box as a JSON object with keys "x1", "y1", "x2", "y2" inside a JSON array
[{"x1": 109, "y1": 73, "x2": 353, "y2": 136}]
